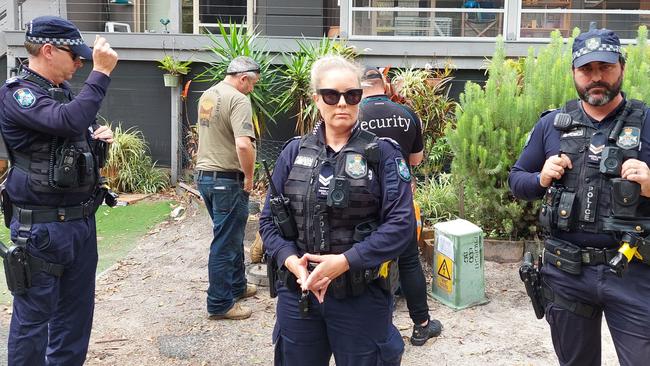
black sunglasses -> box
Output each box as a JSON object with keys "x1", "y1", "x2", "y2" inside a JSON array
[
  {"x1": 54, "y1": 45, "x2": 79, "y2": 61},
  {"x1": 317, "y1": 88, "x2": 363, "y2": 106}
]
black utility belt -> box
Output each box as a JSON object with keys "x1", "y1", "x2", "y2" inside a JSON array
[
  {"x1": 13, "y1": 203, "x2": 95, "y2": 224},
  {"x1": 278, "y1": 265, "x2": 387, "y2": 300},
  {"x1": 197, "y1": 170, "x2": 244, "y2": 181},
  {"x1": 543, "y1": 237, "x2": 618, "y2": 275}
]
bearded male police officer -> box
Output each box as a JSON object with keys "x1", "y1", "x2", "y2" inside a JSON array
[
  {"x1": 0, "y1": 16, "x2": 118, "y2": 365},
  {"x1": 358, "y1": 67, "x2": 442, "y2": 346},
  {"x1": 509, "y1": 29, "x2": 650, "y2": 365}
]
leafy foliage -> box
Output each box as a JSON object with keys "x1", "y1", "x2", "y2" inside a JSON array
[
  {"x1": 158, "y1": 55, "x2": 192, "y2": 76},
  {"x1": 194, "y1": 21, "x2": 283, "y2": 136},
  {"x1": 414, "y1": 174, "x2": 459, "y2": 226},
  {"x1": 392, "y1": 65, "x2": 457, "y2": 177},
  {"x1": 276, "y1": 36, "x2": 358, "y2": 135},
  {"x1": 103, "y1": 125, "x2": 169, "y2": 194}
]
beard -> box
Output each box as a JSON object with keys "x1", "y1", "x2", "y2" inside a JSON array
[{"x1": 575, "y1": 74, "x2": 623, "y2": 107}]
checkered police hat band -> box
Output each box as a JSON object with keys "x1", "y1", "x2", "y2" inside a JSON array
[
  {"x1": 572, "y1": 44, "x2": 622, "y2": 60},
  {"x1": 25, "y1": 36, "x2": 84, "y2": 46}
]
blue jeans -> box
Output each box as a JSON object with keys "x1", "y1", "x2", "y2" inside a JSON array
[{"x1": 198, "y1": 175, "x2": 250, "y2": 315}]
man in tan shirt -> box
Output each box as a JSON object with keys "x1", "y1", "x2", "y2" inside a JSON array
[{"x1": 196, "y1": 56, "x2": 259, "y2": 320}]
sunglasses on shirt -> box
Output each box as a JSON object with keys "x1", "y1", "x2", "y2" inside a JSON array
[{"x1": 317, "y1": 88, "x2": 363, "y2": 106}]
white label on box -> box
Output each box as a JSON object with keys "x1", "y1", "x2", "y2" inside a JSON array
[{"x1": 437, "y1": 234, "x2": 454, "y2": 261}]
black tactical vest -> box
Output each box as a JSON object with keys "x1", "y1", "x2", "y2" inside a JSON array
[
  {"x1": 545, "y1": 99, "x2": 646, "y2": 234},
  {"x1": 8, "y1": 71, "x2": 98, "y2": 195},
  {"x1": 283, "y1": 128, "x2": 380, "y2": 254}
]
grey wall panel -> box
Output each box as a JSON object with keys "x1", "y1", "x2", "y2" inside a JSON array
[
  {"x1": 66, "y1": 0, "x2": 104, "y2": 32},
  {"x1": 69, "y1": 61, "x2": 173, "y2": 166}
]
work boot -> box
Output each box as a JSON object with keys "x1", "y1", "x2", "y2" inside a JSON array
[
  {"x1": 410, "y1": 318, "x2": 442, "y2": 346},
  {"x1": 208, "y1": 303, "x2": 252, "y2": 320},
  {"x1": 236, "y1": 283, "x2": 257, "y2": 300}
]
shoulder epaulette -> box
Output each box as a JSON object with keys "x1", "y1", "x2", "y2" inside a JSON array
[
  {"x1": 540, "y1": 108, "x2": 558, "y2": 118},
  {"x1": 378, "y1": 136, "x2": 401, "y2": 151},
  {"x1": 282, "y1": 136, "x2": 301, "y2": 150}
]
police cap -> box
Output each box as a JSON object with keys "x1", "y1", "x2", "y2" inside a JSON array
[
  {"x1": 25, "y1": 16, "x2": 93, "y2": 60},
  {"x1": 572, "y1": 28, "x2": 623, "y2": 68}
]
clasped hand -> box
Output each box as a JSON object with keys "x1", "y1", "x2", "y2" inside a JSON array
[{"x1": 284, "y1": 253, "x2": 350, "y2": 303}]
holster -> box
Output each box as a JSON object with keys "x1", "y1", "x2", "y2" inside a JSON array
[
  {"x1": 0, "y1": 242, "x2": 31, "y2": 295},
  {"x1": 377, "y1": 260, "x2": 399, "y2": 294},
  {"x1": 265, "y1": 254, "x2": 279, "y2": 298},
  {"x1": 0, "y1": 184, "x2": 12, "y2": 228},
  {"x1": 543, "y1": 238, "x2": 582, "y2": 275}
]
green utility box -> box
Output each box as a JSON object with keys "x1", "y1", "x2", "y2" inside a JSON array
[{"x1": 430, "y1": 219, "x2": 488, "y2": 310}]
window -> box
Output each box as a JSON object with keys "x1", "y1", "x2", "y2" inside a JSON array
[
  {"x1": 520, "y1": 0, "x2": 650, "y2": 40},
  {"x1": 350, "y1": 0, "x2": 506, "y2": 39}
]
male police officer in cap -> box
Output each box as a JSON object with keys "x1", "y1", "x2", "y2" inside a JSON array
[
  {"x1": 0, "y1": 16, "x2": 118, "y2": 365},
  {"x1": 509, "y1": 29, "x2": 650, "y2": 365}
]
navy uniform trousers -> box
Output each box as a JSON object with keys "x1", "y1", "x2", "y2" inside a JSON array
[
  {"x1": 542, "y1": 261, "x2": 650, "y2": 366},
  {"x1": 8, "y1": 217, "x2": 98, "y2": 366},
  {"x1": 273, "y1": 283, "x2": 404, "y2": 366}
]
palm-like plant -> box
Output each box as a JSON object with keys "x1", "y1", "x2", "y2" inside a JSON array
[
  {"x1": 194, "y1": 21, "x2": 283, "y2": 136},
  {"x1": 275, "y1": 37, "x2": 358, "y2": 135}
]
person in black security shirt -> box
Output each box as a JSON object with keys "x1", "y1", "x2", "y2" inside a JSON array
[
  {"x1": 509, "y1": 29, "x2": 650, "y2": 365},
  {"x1": 358, "y1": 68, "x2": 424, "y2": 164},
  {"x1": 0, "y1": 16, "x2": 118, "y2": 365},
  {"x1": 358, "y1": 67, "x2": 442, "y2": 346},
  {"x1": 260, "y1": 55, "x2": 413, "y2": 365}
]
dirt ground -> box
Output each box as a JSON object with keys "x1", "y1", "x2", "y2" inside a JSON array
[{"x1": 1, "y1": 194, "x2": 620, "y2": 365}]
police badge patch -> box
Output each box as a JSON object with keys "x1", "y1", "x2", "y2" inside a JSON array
[
  {"x1": 586, "y1": 37, "x2": 601, "y2": 50},
  {"x1": 13, "y1": 88, "x2": 36, "y2": 108},
  {"x1": 617, "y1": 127, "x2": 640, "y2": 149},
  {"x1": 396, "y1": 157, "x2": 411, "y2": 182},
  {"x1": 345, "y1": 153, "x2": 367, "y2": 179}
]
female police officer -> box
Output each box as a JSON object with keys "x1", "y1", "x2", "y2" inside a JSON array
[{"x1": 260, "y1": 55, "x2": 414, "y2": 365}]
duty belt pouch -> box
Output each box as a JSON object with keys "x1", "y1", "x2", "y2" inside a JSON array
[
  {"x1": 543, "y1": 238, "x2": 582, "y2": 275},
  {"x1": 350, "y1": 270, "x2": 366, "y2": 297},
  {"x1": 556, "y1": 191, "x2": 576, "y2": 231},
  {"x1": 611, "y1": 178, "x2": 640, "y2": 218},
  {"x1": 329, "y1": 272, "x2": 348, "y2": 299},
  {"x1": 0, "y1": 184, "x2": 12, "y2": 228}
]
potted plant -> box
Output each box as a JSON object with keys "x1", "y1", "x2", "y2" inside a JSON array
[{"x1": 158, "y1": 55, "x2": 192, "y2": 87}]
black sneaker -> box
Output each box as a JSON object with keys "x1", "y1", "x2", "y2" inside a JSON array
[{"x1": 410, "y1": 319, "x2": 442, "y2": 346}]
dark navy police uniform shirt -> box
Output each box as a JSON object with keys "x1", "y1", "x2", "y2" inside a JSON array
[
  {"x1": 260, "y1": 125, "x2": 415, "y2": 272},
  {"x1": 0, "y1": 68, "x2": 111, "y2": 206},
  {"x1": 509, "y1": 98, "x2": 650, "y2": 247},
  {"x1": 358, "y1": 95, "x2": 423, "y2": 159}
]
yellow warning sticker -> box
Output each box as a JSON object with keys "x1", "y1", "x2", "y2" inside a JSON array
[{"x1": 436, "y1": 254, "x2": 453, "y2": 294}]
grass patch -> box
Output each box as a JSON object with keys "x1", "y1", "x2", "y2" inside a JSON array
[{"x1": 0, "y1": 200, "x2": 174, "y2": 305}]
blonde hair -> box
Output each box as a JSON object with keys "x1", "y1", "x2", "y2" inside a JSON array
[{"x1": 310, "y1": 55, "x2": 362, "y2": 92}]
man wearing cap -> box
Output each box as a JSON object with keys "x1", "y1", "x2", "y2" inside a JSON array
[
  {"x1": 0, "y1": 16, "x2": 118, "y2": 365},
  {"x1": 509, "y1": 28, "x2": 650, "y2": 365},
  {"x1": 358, "y1": 67, "x2": 442, "y2": 346},
  {"x1": 196, "y1": 56, "x2": 260, "y2": 320}
]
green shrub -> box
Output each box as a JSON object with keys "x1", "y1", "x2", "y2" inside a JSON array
[
  {"x1": 104, "y1": 125, "x2": 169, "y2": 194},
  {"x1": 415, "y1": 174, "x2": 459, "y2": 227}
]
